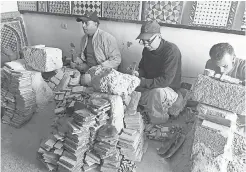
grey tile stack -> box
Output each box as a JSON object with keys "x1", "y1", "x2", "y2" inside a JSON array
[
  {"x1": 83, "y1": 151, "x2": 100, "y2": 169},
  {"x1": 88, "y1": 97, "x2": 111, "y2": 126},
  {"x1": 92, "y1": 124, "x2": 121, "y2": 172},
  {"x1": 37, "y1": 132, "x2": 65, "y2": 172},
  {"x1": 56, "y1": 108, "x2": 96, "y2": 172},
  {"x1": 117, "y1": 112, "x2": 145, "y2": 162},
  {"x1": 87, "y1": 97, "x2": 111, "y2": 143},
  {"x1": 1, "y1": 66, "x2": 36, "y2": 128}
]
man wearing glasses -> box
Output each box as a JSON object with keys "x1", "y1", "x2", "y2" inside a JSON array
[
  {"x1": 73, "y1": 11, "x2": 121, "y2": 85},
  {"x1": 135, "y1": 20, "x2": 182, "y2": 124}
]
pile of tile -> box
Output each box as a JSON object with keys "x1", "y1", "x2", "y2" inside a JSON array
[
  {"x1": 88, "y1": 97, "x2": 111, "y2": 126},
  {"x1": 124, "y1": 112, "x2": 144, "y2": 132},
  {"x1": 118, "y1": 157, "x2": 137, "y2": 172},
  {"x1": 100, "y1": 149, "x2": 122, "y2": 172},
  {"x1": 83, "y1": 151, "x2": 100, "y2": 171},
  {"x1": 47, "y1": 68, "x2": 65, "y2": 91},
  {"x1": 37, "y1": 132, "x2": 65, "y2": 172},
  {"x1": 1, "y1": 66, "x2": 36, "y2": 128},
  {"x1": 118, "y1": 112, "x2": 145, "y2": 162},
  {"x1": 189, "y1": 74, "x2": 240, "y2": 172},
  {"x1": 92, "y1": 124, "x2": 121, "y2": 172},
  {"x1": 47, "y1": 67, "x2": 81, "y2": 92},
  {"x1": 144, "y1": 124, "x2": 172, "y2": 141},
  {"x1": 56, "y1": 108, "x2": 96, "y2": 172},
  {"x1": 54, "y1": 86, "x2": 91, "y2": 116}
]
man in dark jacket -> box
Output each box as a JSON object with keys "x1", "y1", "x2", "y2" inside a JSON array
[{"x1": 135, "y1": 20, "x2": 182, "y2": 124}]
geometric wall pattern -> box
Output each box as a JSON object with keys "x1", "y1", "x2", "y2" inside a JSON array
[
  {"x1": 71, "y1": 1, "x2": 102, "y2": 16},
  {"x1": 189, "y1": 1, "x2": 238, "y2": 29},
  {"x1": 142, "y1": 1, "x2": 183, "y2": 24}
]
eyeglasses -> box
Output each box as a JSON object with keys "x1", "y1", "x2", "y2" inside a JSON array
[{"x1": 139, "y1": 35, "x2": 157, "y2": 46}]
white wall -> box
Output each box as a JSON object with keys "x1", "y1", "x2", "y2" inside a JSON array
[
  {"x1": 0, "y1": 1, "x2": 18, "y2": 13},
  {"x1": 22, "y1": 13, "x2": 246, "y2": 83}
]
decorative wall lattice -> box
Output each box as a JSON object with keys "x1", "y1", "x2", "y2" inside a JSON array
[
  {"x1": 16, "y1": 1, "x2": 245, "y2": 34},
  {"x1": 48, "y1": 1, "x2": 70, "y2": 14},
  {"x1": 1, "y1": 14, "x2": 28, "y2": 64},
  {"x1": 102, "y1": 1, "x2": 141, "y2": 20},
  {"x1": 142, "y1": 1, "x2": 183, "y2": 24},
  {"x1": 1, "y1": 17, "x2": 28, "y2": 51},
  {"x1": 38, "y1": 1, "x2": 48, "y2": 12},
  {"x1": 17, "y1": 1, "x2": 37, "y2": 11},
  {"x1": 189, "y1": 1, "x2": 238, "y2": 29},
  {"x1": 71, "y1": 1, "x2": 102, "y2": 16},
  {"x1": 241, "y1": 6, "x2": 246, "y2": 31}
]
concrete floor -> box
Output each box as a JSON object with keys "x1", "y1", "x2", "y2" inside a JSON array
[{"x1": 2, "y1": 101, "x2": 188, "y2": 172}]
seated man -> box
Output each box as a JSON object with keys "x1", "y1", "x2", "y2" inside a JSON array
[
  {"x1": 74, "y1": 11, "x2": 121, "y2": 85},
  {"x1": 205, "y1": 43, "x2": 245, "y2": 81},
  {"x1": 205, "y1": 43, "x2": 246, "y2": 130},
  {"x1": 135, "y1": 20, "x2": 182, "y2": 124}
]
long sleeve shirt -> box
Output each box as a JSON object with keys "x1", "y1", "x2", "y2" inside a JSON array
[
  {"x1": 205, "y1": 58, "x2": 245, "y2": 81},
  {"x1": 138, "y1": 39, "x2": 182, "y2": 90},
  {"x1": 76, "y1": 28, "x2": 121, "y2": 70}
]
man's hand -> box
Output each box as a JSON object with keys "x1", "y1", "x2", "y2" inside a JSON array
[
  {"x1": 76, "y1": 63, "x2": 90, "y2": 73},
  {"x1": 70, "y1": 62, "x2": 76, "y2": 69},
  {"x1": 241, "y1": 80, "x2": 246, "y2": 86},
  {"x1": 81, "y1": 74, "x2": 92, "y2": 86},
  {"x1": 132, "y1": 70, "x2": 139, "y2": 77}
]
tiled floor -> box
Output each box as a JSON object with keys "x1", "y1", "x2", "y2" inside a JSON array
[{"x1": 1, "y1": 102, "x2": 193, "y2": 172}]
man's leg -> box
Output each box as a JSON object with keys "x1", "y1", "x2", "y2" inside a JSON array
[{"x1": 139, "y1": 87, "x2": 178, "y2": 124}]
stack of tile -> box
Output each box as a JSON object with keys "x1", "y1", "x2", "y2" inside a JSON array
[
  {"x1": 1, "y1": 66, "x2": 36, "y2": 128},
  {"x1": 72, "y1": 108, "x2": 97, "y2": 128},
  {"x1": 117, "y1": 111, "x2": 145, "y2": 162},
  {"x1": 93, "y1": 124, "x2": 120, "y2": 172},
  {"x1": 54, "y1": 86, "x2": 91, "y2": 116},
  {"x1": 47, "y1": 68, "x2": 65, "y2": 91},
  {"x1": 47, "y1": 67, "x2": 81, "y2": 92},
  {"x1": 124, "y1": 112, "x2": 144, "y2": 132},
  {"x1": 57, "y1": 110, "x2": 94, "y2": 172},
  {"x1": 118, "y1": 128, "x2": 144, "y2": 162},
  {"x1": 189, "y1": 74, "x2": 241, "y2": 172},
  {"x1": 100, "y1": 149, "x2": 122, "y2": 172},
  {"x1": 37, "y1": 132, "x2": 65, "y2": 172},
  {"x1": 83, "y1": 151, "x2": 100, "y2": 169},
  {"x1": 125, "y1": 91, "x2": 141, "y2": 115},
  {"x1": 88, "y1": 97, "x2": 111, "y2": 126}
]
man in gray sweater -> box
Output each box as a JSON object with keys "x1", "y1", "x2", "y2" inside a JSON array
[{"x1": 135, "y1": 20, "x2": 183, "y2": 124}]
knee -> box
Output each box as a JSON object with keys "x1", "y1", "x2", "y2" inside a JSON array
[
  {"x1": 80, "y1": 74, "x2": 91, "y2": 86},
  {"x1": 149, "y1": 88, "x2": 163, "y2": 95}
]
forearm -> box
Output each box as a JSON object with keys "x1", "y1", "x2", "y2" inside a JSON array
[
  {"x1": 101, "y1": 54, "x2": 121, "y2": 69},
  {"x1": 138, "y1": 68, "x2": 145, "y2": 77},
  {"x1": 140, "y1": 75, "x2": 173, "y2": 89}
]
